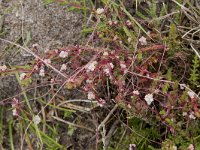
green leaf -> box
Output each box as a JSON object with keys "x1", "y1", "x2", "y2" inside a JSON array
[
  {"x1": 67, "y1": 125, "x2": 76, "y2": 136},
  {"x1": 64, "y1": 111, "x2": 73, "y2": 118},
  {"x1": 159, "y1": 110, "x2": 166, "y2": 115},
  {"x1": 42, "y1": 0, "x2": 54, "y2": 5},
  {"x1": 138, "y1": 52, "x2": 143, "y2": 60}
]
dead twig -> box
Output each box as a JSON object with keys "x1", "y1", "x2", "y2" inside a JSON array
[
  {"x1": 104, "y1": 120, "x2": 120, "y2": 149},
  {"x1": 98, "y1": 104, "x2": 118, "y2": 130}
]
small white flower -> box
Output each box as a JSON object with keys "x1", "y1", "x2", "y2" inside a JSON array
[
  {"x1": 120, "y1": 63, "x2": 126, "y2": 69},
  {"x1": 16, "y1": 11, "x2": 19, "y2": 17},
  {"x1": 108, "y1": 20, "x2": 113, "y2": 26},
  {"x1": 103, "y1": 63, "x2": 113, "y2": 75},
  {"x1": 39, "y1": 68, "x2": 45, "y2": 77},
  {"x1": 86, "y1": 61, "x2": 98, "y2": 72},
  {"x1": 182, "y1": 112, "x2": 187, "y2": 116},
  {"x1": 109, "y1": 75, "x2": 113, "y2": 80},
  {"x1": 0, "y1": 65, "x2": 7, "y2": 71},
  {"x1": 19, "y1": 73, "x2": 26, "y2": 80},
  {"x1": 188, "y1": 144, "x2": 194, "y2": 150},
  {"x1": 126, "y1": 20, "x2": 132, "y2": 26},
  {"x1": 34, "y1": 65, "x2": 39, "y2": 71},
  {"x1": 147, "y1": 31, "x2": 151, "y2": 35},
  {"x1": 128, "y1": 37, "x2": 132, "y2": 43},
  {"x1": 189, "y1": 112, "x2": 196, "y2": 120},
  {"x1": 97, "y1": 99, "x2": 106, "y2": 107},
  {"x1": 113, "y1": 20, "x2": 118, "y2": 25},
  {"x1": 109, "y1": 63, "x2": 114, "y2": 69},
  {"x1": 103, "y1": 51, "x2": 109, "y2": 56},
  {"x1": 180, "y1": 84, "x2": 186, "y2": 90},
  {"x1": 133, "y1": 90, "x2": 140, "y2": 95},
  {"x1": 129, "y1": 144, "x2": 136, "y2": 149},
  {"x1": 172, "y1": 146, "x2": 177, "y2": 150},
  {"x1": 123, "y1": 69, "x2": 128, "y2": 74},
  {"x1": 86, "y1": 79, "x2": 92, "y2": 84},
  {"x1": 113, "y1": 35, "x2": 118, "y2": 41},
  {"x1": 60, "y1": 64, "x2": 67, "y2": 71},
  {"x1": 88, "y1": 91, "x2": 95, "y2": 100},
  {"x1": 12, "y1": 98, "x2": 19, "y2": 105},
  {"x1": 96, "y1": 8, "x2": 104, "y2": 15},
  {"x1": 33, "y1": 115, "x2": 41, "y2": 125},
  {"x1": 144, "y1": 94, "x2": 154, "y2": 105},
  {"x1": 59, "y1": 51, "x2": 68, "y2": 58},
  {"x1": 32, "y1": 43, "x2": 39, "y2": 48},
  {"x1": 187, "y1": 91, "x2": 195, "y2": 99},
  {"x1": 43, "y1": 59, "x2": 51, "y2": 64},
  {"x1": 139, "y1": 36, "x2": 147, "y2": 45},
  {"x1": 103, "y1": 68, "x2": 110, "y2": 74},
  {"x1": 50, "y1": 78, "x2": 55, "y2": 83},
  {"x1": 127, "y1": 103, "x2": 132, "y2": 108},
  {"x1": 12, "y1": 108, "x2": 18, "y2": 116},
  {"x1": 11, "y1": 98, "x2": 19, "y2": 116}
]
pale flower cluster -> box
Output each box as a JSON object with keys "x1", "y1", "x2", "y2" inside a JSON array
[
  {"x1": 188, "y1": 144, "x2": 194, "y2": 150},
  {"x1": 126, "y1": 20, "x2": 132, "y2": 26},
  {"x1": 189, "y1": 111, "x2": 196, "y2": 120},
  {"x1": 133, "y1": 90, "x2": 140, "y2": 95},
  {"x1": 103, "y1": 68, "x2": 110, "y2": 75},
  {"x1": 139, "y1": 36, "x2": 147, "y2": 45},
  {"x1": 33, "y1": 115, "x2": 41, "y2": 125},
  {"x1": 12, "y1": 109, "x2": 18, "y2": 116},
  {"x1": 19, "y1": 73, "x2": 26, "y2": 80},
  {"x1": 172, "y1": 146, "x2": 177, "y2": 150},
  {"x1": 127, "y1": 103, "x2": 132, "y2": 108},
  {"x1": 180, "y1": 83, "x2": 186, "y2": 90},
  {"x1": 108, "y1": 20, "x2": 113, "y2": 26},
  {"x1": 86, "y1": 79, "x2": 92, "y2": 84},
  {"x1": 120, "y1": 62, "x2": 126, "y2": 69},
  {"x1": 113, "y1": 35, "x2": 118, "y2": 41},
  {"x1": 144, "y1": 93, "x2": 154, "y2": 105},
  {"x1": 103, "y1": 63, "x2": 114, "y2": 74},
  {"x1": 60, "y1": 64, "x2": 67, "y2": 71},
  {"x1": 187, "y1": 91, "x2": 195, "y2": 99},
  {"x1": 39, "y1": 68, "x2": 45, "y2": 77},
  {"x1": 113, "y1": 20, "x2": 118, "y2": 25},
  {"x1": 129, "y1": 144, "x2": 136, "y2": 150},
  {"x1": 86, "y1": 61, "x2": 98, "y2": 72},
  {"x1": 103, "y1": 63, "x2": 114, "y2": 80},
  {"x1": 0, "y1": 65, "x2": 7, "y2": 71},
  {"x1": 97, "y1": 98, "x2": 106, "y2": 107},
  {"x1": 32, "y1": 43, "x2": 39, "y2": 48},
  {"x1": 109, "y1": 63, "x2": 114, "y2": 69},
  {"x1": 11, "y1": 98, "x2": 19, "y2": 116},
  {"x1": 88, "y1": 91, "x2": 95, "y2": 100},
  {"x1": 182, "y1": 112, "x2": 187, "y2": 116},
  {"x1": 128, "y1": 37, "x2": 132, "y2": 43},
  {"x1": 96, "y1": 8, "x2": 104, "y2": 15},
  {"x1": 103, "y1": 51, "x2": 109, "y2": 56},
  {"x1": 43, "y1": 59, "x2": 51, "y2": 64},
  {"x1": 59, "y1": 51, "x2": 68, "y2": 58}
]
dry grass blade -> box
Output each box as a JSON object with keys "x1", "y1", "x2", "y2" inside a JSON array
[{"x1": 52, "y1": 116, "x2": 95, "y2": 133}]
